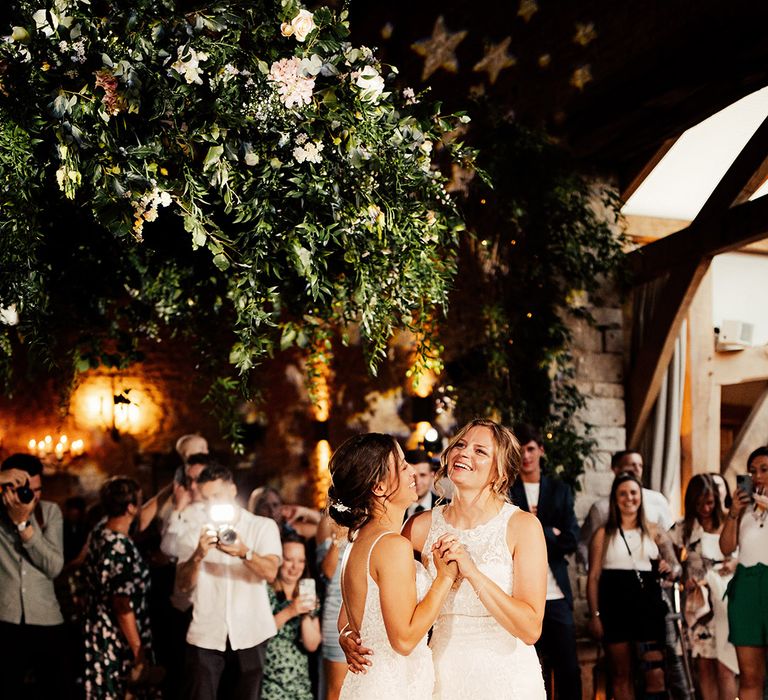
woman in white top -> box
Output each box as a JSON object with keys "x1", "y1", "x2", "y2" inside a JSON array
[
  {"x1": 669, "y1": 474, "x2": 737, "y2": 700},
  {"x1": 587, "y1": 472, "x2": 680, "y2": 700},
  {"x1": 328, "y1": 433, "x2": 458, "y2": 700},
  {"x1": 720, "y1": 446, "x2": 768, "y2": 700},
  {"x1": 343, "y1": 419, "x2": 548, "y2": 699}
]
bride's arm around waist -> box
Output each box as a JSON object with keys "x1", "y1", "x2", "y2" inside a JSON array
[
  {"x1": 443, "y1": 511, "x2": 547, "y2": 645},
  {"x1": 374, "y1": 534, "x2": 455, "y2": 655}
]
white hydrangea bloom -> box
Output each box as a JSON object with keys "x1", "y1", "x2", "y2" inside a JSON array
[{"x1": 171, "y1": 46, "x2": 209, "y2": 85}]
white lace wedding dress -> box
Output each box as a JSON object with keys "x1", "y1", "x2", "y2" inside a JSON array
[
  {"x1": 339, "y1": 532, "x2": 434, "y2": 700},
  {"x1": 424, "y1": 503, "x2": 546, "y2": 699}
]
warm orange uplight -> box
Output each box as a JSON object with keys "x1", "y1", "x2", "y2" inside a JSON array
[
  {"x1": 410, "y1": 369, "x2": 438, "y2": 398},
  {"x1": 311, "y1": 439, "x2": 332, "y2": 508}
]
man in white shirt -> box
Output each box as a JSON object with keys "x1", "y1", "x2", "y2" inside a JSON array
[
  {"x1": 579, "y1": 449, "x2": 673, "y2": 565},
  {"x1": 403, "y1": 450, "x2": 440, "y2": 522},
  {"x1": 176, "y1": 464, "x2": 282, "y2": 700}
]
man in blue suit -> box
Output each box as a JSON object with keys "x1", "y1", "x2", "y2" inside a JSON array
[{"x1": 510, "y1": 425, "x2": 581, "y2": 700}]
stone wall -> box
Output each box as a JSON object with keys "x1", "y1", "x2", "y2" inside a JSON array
[{"x1": 570, "y1": 306, "x2": 626, "y2": 520}]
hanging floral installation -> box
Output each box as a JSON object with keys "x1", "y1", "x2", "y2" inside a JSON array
[{"x1": 0, "y1": 0, "x2": 473, "y2": 440}]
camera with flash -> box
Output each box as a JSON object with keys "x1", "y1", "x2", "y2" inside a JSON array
[{"x1": 207, "y1": 503, "x2": 238, "y2": 546}]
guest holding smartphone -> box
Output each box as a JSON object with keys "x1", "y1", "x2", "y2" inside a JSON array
[
  {"x1": 720, "y1": 446, "x2": 768, "y2": 700},
  {"x1": 261, "y1": 534, "x2": 321, "y2": 700}
]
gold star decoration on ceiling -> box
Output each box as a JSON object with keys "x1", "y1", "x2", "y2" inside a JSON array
[
  {"x1": 570, "y1": 65, "x2": 593, "y2": 91},
  {"x1": 411, "y1": 16, "x2": 468, "y2": 81},
  {"x1": 573, "y1": 22, "x2": 598, "y2": 47},
  {"x1": 473, "y1": 36, "x2": 517, "y2": 85},
  {"x1": 518, "y1": 0, "x2": 539, "y2": 23}
]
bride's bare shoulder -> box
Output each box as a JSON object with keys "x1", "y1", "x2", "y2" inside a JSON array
[
  {"x1": 506, "y1": 507, "x2": 544, "y2": 543},
  {"x1": 402, "y1": 509, "x2": 433, "y2": 550}
]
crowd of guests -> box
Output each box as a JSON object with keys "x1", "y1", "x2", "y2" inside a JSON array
[
  {"x1": 0, "y1": 428, "x2": 766, "y2": 700},
  {"x1": 582, "y1": 446, "x2": 768, "y2": 700}
]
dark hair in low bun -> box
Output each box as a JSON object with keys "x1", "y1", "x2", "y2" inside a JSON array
[{"x1": 328, "y1": 433, "x2": 399, "y2": 537}]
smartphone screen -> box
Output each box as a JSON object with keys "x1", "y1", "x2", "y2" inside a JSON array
[
  {"x1": 298, "y1": 578, "x2": 316, "y2": 602},
  {"x1": 736, "y1": 474, "x2": 753, "y2": 498}
]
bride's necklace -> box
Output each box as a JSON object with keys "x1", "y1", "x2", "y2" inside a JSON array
[{"x1": 751, "y1": 505, "x2": 768, "y2": 528}]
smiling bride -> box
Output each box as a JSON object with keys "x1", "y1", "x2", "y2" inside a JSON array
[{"x1": 327, "y1": 433, "x2": 458, "y2": 700}]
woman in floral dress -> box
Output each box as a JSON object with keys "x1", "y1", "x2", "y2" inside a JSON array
[
  {"x1": 261, "y1": 534, "x2": 321, "y2": 700},
  {"x1": 83, "y1": 477, "x2": 155, "y2": 700}
]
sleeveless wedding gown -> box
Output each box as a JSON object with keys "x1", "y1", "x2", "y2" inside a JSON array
[
  {"x1": 339, "y1": 532, "x2": 434, "y2": 700},
  {"x1": 423, "y1": 503, "x2": 546, "y2": 699}
]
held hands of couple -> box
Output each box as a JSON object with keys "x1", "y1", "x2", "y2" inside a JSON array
[
  {"x1": 340, "y1": 626, "x2": 373, "y2": 674},
  {"x1": 434, "y1": 534, "x2": 476, "y2": 580}
]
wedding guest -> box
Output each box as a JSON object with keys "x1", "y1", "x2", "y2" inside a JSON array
[
  {"x1": 176, "y1": 464, "x2": 282, "y2": 700},
  {"x1": 315, "y1": 514, "x2": 349, "y2": 700},
  {"x1": 670, "y1": 474, "x2": 737, "y2": 700},
  {"x1": 587, "y1": 472, "x2": 680, "y2": 700},
  {"x1": 579, "y1": 449, "x2": 673, "y2": 565},
  {"x1": 510, "y1": 424, "x2": 581, "y2": 700},
  {"x1": 0, "y1": 453, "x2": 68, "y2": 700},
  {"x1": 720, "y1": 446, "x2": 768, "y2": 700},
  {"x1": 82, "y1": 476, "x2": 157, "y2": 700},
  {"x1": 248, "y1": 486, "x2": 321, "y2": 540},
  {"x1": 403, "y1": 449, "x2": 440, "y2": 522},
  {"x1": 261, "y1": 534, "x2": 321, "y2": 700}
]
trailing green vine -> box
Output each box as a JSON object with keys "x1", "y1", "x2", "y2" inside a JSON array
[{"x1": 445, "y1": 109, "x2": 626, "y2": 488}]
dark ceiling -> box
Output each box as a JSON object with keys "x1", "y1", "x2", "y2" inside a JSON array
[{"x1": 347, "y1": 0, "x2": 768, "y2": 194}]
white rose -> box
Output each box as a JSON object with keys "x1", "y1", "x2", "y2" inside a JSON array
[
  {"x1": 355, "y1": 66, "x2": 385, "y2": 102},
  {"x1": 280, "y1": 22, "x2": 294, "y2": 37},
  {"x1": 290, "y1": 9, "x2": 316, "y2": 42}
]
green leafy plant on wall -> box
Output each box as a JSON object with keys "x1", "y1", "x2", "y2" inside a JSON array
[
  {"x1": 445, "y1": 110, "x2": 626, "y2": 489},
  {"x1": 0, "y1": 0, "x2": 473, "y2": 443}
]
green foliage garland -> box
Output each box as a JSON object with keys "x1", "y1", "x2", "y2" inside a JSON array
[{"x1": 0, "y1": 0, "x2": 471, "y2": 440}]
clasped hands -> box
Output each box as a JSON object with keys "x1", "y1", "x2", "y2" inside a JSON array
[{"x1": 340, "y1": 534, "x2": 476, "y2": 674}]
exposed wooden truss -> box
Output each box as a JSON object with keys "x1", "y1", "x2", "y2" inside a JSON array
[{"x1": 626, "y1": 114, "x2": 768, "y2": 448}]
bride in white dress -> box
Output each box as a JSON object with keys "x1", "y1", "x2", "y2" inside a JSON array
[
  {"x1": 327, "y1": 433, "x2": 458, "y2": 700},
  {"x1": 344, "y1": 419, "x2": 548, "y2": 699}
]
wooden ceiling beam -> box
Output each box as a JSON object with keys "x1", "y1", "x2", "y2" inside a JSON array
[
  {"x1": 627, "y1": 259, "x2": 711, "y2": 448},
  {"x1": 629, "y1": 195, "x2": 768, "y2": 283},
  {"x1": 626, "y1": 113, "x2": 768, "y2": 445}
]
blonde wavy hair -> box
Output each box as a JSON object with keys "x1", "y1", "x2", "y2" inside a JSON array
[{"x1": 436, "y1": 419, "x2": 521, "y2": 499}]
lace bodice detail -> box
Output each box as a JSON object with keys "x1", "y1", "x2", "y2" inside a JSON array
[{"x1": 423, "y1": 503, "x2": 517, "y2": 617}]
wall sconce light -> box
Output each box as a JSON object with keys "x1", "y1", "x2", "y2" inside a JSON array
[{"x1": 83, "y1": 386, "x2": 141, "y2": 440}]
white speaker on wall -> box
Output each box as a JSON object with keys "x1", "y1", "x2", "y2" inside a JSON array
[{"x1": 715, "y1": 319, "x2": 754, "y2": 352}]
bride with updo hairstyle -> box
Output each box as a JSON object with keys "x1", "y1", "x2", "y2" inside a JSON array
[{"x1": 327, "y1": 433, "x2": 458, "y2": 700}]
